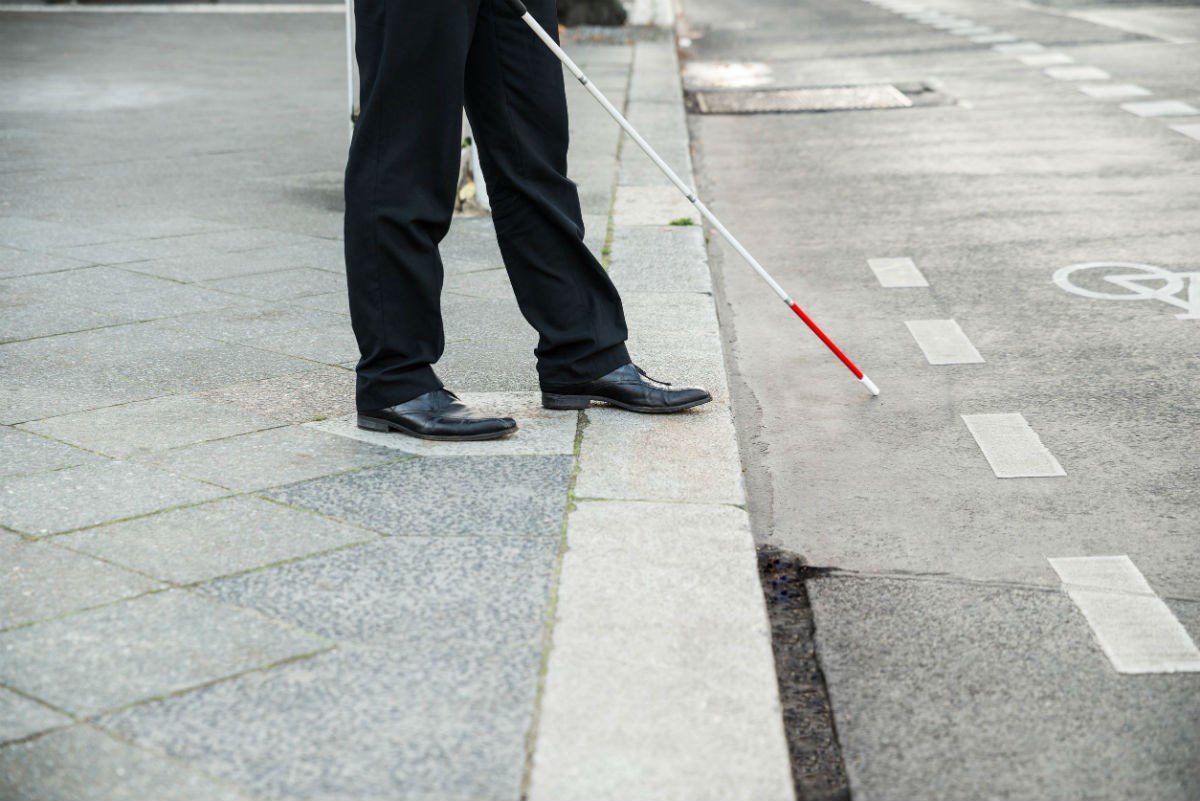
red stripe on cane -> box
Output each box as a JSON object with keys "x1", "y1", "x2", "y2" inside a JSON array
[{"x1": 789, "y1": 303, "x2": 864, "y2": 380}]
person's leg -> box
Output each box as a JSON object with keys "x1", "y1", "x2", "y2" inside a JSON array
[
  {"x1": 463, "y1": 0, "x2": 631, "y2": 389},
  {"x1": 344, "y1": 0, "x2": 478, "y2": 410}
]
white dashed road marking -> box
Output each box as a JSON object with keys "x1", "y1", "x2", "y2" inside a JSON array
[
  {"x1": 1171, "y1": 123, "x2": 1200, "y2": 141},
  {"x1": 1049, "y1": 556, "x2": 1200, "y2": 674},
  {"x1": 1078, "y1": 83, "x2": 1152, "y2": 99},
  {"x1": 972, "y1": 32, "x2": 1017, "y2": 44},
  {"x1": 868, "y1": 257, "x2": 928, "y2": 288},
  {"x1": 961, "y1": 413, "x2": 1065, "y2": 478},
  {"x1": 1120, "y1": 100, "x2": 1200, "y2": 118},
  {"x1": 1045, "y1": 66, "x2": 1112, "y2": 81},
  {"x1": 1021, "y1": 53, "x2": 1074, "y2": 66},
  {"x1": 904, "y1": 320, "x2": 985, "y2": 364}
]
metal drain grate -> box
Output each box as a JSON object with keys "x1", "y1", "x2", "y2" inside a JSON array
[{"x1": 689, "y1": 84, "x2": 913, "y2": 114}]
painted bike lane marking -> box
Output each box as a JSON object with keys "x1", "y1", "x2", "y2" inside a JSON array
[{"x1": 1048, "y1": 556, "x2": 1200, "y2": 674}]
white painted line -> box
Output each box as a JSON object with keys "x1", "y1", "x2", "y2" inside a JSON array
[
  {"x1": 868, "y1": 257, "x2": 928, "y2": 288},
  {"x1": 1021, "y1": 52, "x2": 1074, "y2": 66},
  {"x1": 1120, "y1": 100, "x2": 1200, "y2": 118},
  {"x1": 904, "y1": 320, "x2": 985, "y2": 364},
  {"x1": 1170, "y1": 123, "x2": 1200, "y2": 141},
  {"x1": 1078, "y1": 83, "x2": 1152, "y2": 99},
  {"x1": 993, "y1": 41, "x2": 1046, "y2": 54},
  {"x1": 1045, "y1": 66, "x2": 1112, "y2": 81},
  {"x1": 1048, "y1": 556, "x2": 1200, "y2": 674},
  {"x1": 0, "y1": 2, "x2": 342, "y2": 11},
  {"x1": 961, "y1": 413, "x2": 1065, "y2": 478},
  {"x1": 972, "y1": 32, "x2": 1018, "y2": 44}
]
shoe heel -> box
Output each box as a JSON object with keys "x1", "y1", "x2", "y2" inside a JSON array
[
  {"x1": 356, "y1": 415, "x2": 390, "y2": 432},
  {"x1": 541, "y1": 393, "x2": 590, "y2": 410}
]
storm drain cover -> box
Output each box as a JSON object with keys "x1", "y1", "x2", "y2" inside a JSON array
[{"x1": 689, "y1": 84, "x2": 913, "y2": 114}]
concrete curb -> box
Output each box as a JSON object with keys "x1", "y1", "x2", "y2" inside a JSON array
[{"x1": 527, "y1": 26, "x2": 796, "y2": 801}]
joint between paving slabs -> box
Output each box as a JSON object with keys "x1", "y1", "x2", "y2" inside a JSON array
[{"x1": 520, "y1": 408, "x2": 586, "y2": 800}]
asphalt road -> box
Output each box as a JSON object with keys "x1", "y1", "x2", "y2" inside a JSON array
[{"x1": 680, "y1": 0, "x2": 1200, "y2": 797}]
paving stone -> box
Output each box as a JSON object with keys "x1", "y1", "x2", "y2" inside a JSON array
[
  {"x1": 0, "y1": 299, "x2": 129, "y2": 343},
  {"x1": 58, "y1": 496, "x2": 378, "y2": 585},
  {"x1": 0, "y1": 425, "x2": 103, "y2": 478},
  {"x1": 102, "y1": 643, "x2": 538, "y2": 801},
  {"x1": 0, "y1": 364, "x2": 162, "y2": 426},
  {"x1": 307, "y1": 392, "x2": 578, "y2": 457},
  {"x1": 19, "y1": 396, "x2": 282, "y2": 458},
  {"x1": 4, "y1": 266, "x2": 250, "y2": 323},
  {"x1": 91, "y1": 216, "x2": 236, "y2": 240},
  {"x1": 0, "y1": 589, "x2": 329, "y2": 716},
  {"x1": 435, "y1": 338, "x2": 541, "y2": 392},
  {"x1": 204, "y1": 266, "x2": 345, "y2": 301},
  {"x1": 608, "y1": 224, "x2": 712, "y2": 293},
  {"x1": 0, "y1": 725, "x2": 258, "y2": 801},
  {"x1": 143, "y1": 425, "x2": 402, "y2": 492},
  {"x1": 0, "y1": 216, "x2": 122, "y2": 251},
  {"x1": 198, "y1": 366, "x2": 356, "y2": 424},
  {"x1": 0, "y1": 246, "x2": 92, "y2": 278},
  {"x1": 0, "y1": 460, "x2": 228, "y2": 537},
  {"x1": 252, "y1": 320, "x2": 360, "y2": 364},
  {"x1": 1, "y1": 533, "x2": 163, "y2": 629},
  {"x1": 266, "y1": 455, "x2": 572, "y2": 536},
  {"x1": 204, "y1": 535, "x2": 557, "y2": 646},
  {"x1": 289, "y1": 290, "x2": 350, "y2": 316},
  {"x1": 575, "y1": 405, "x2": 743, "y2": 504},
  {"x1": 0, "y1": 687, "x2": 73, "y2": 744},
  {"x1": 442, "y1": 295, "x2": 531, "y2": 345},
  {"x1": 613, "y1": 185, "x2": 696, "y2": 227}
]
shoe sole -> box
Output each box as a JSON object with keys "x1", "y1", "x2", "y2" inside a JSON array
[
  {"x1": 356, "y1": 415, "x2": 516, "y2": 441},
  {"x1": 541, "y1": 393, "x2": 713, "y2": 413}
]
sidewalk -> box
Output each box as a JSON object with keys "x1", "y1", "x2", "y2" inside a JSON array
[{"x1": 0, "y1": 6, "x2": 791, "y2": 800}]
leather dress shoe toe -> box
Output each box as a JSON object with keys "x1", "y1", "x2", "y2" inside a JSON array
[
  {"x1": 541, "y1": 363, "x2": 712, "y2": 413},
  {"x1": 357, "y1": 389, "x2": 516, "y2": 441}
]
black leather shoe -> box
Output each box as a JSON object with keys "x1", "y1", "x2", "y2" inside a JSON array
[
  {"x1": 542, "y1": 363, "x2": 712, "y2": 413},
  {"x1": 357, "y1": 389, "x2": 517, "y2": 441}
]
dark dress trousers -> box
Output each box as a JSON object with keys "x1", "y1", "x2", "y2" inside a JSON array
[{"x1": 345, "y1": 0, "x2": 631, "y2": 411}]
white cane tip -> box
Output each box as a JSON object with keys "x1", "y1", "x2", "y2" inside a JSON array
[{"x1": 860, "y1": 375, "x2": 880, "y2": 396}]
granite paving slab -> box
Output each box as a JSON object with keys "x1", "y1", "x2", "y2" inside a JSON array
[
  {"x1": 203, "y1": 266, "x2": 345, "y2": 301},
  {"x1": 197, "y1": 366, "x2": 356, "y2": 424},
  {"x1": 0, "y1": 589, "x2": 329, "y2": 716},
  {"x1": 0, "y1": 246, "x2": 93, "y2": 278},
  {"x1": 608, "y1": 224, "x2": 712, "y2": 293},
  {"x1": 0, "y1": 363, "x2": 163, "y2": 426},
  {"x1": 0, "y1": 426, "x2": 103, "y2": 478},
  {"x1": 0, "y1": 299, "x2": 129, "y2": 343},
  {"x1": 1, "y1": 533, "x2": 163, "y2": 629},
  {"x1": 574, "y1": 406, "x2": 743, "y2": 504},
  {"x1": 306, "y1": 393, "x2": 577, "y2": 457},
  {"x1": 18, "y1": 396, "x2": 282, "y2": 459},
  {"x1": 0, "y1": 460, "x2": 229, "y2": 537},
  {"x1": 289, "y1": 290, "x2": 350, "y2": 316},
  {"x1": 142, "y1": 425, "x2": 403, "y2": 492},
  {"x1": 265, "y1": 454, "x2": 573, "y2": 537},
  {"x1": 0, "y1": 688, "x2": 73, "y2": 745},
  {"x1": 5, "y1": 265, "x2": 251, "y2": 323},
  {"x1": 0, "y1": 216, "x2": 123, "y2": 251},
  {"x1": 0, "y1": 725, "x2": 258, "y2": 801},
  {"x1": 203, "y1": 535, "x2": 557, "y2": 646},
  {"x1": 433, "y1": 338, "x2": 541, "y2": 392},
  {"x1": 161, "y1": 300, "x2": 343, "y2": 343},
  {"x1": 101, "y1": 643, "x2": 539, "y2": 801},
  {"x1": 90, "y1": 216, "x2": 235, "y2": 240},
  {"x1": 613, "y1": 185, "x2": 701, "y2": 227},
  {"x1": 57, "y1": 496, "x2": 378, "y2": 585}
]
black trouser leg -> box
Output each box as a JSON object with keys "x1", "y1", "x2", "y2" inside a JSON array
[
  {"x1": 465, "y1": 0, "x2": 630, "y2": 388},
  {"x1": 345, "y1": 0, "x2": 630, "y2": 411},
  {"x1": 345, "y1": 0, "x2": 475, "y2": 410}
]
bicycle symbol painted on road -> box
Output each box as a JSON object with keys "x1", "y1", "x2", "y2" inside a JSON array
[{"x1": 1054, "y1": 262, "x2": 1200, "y2": 320}]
